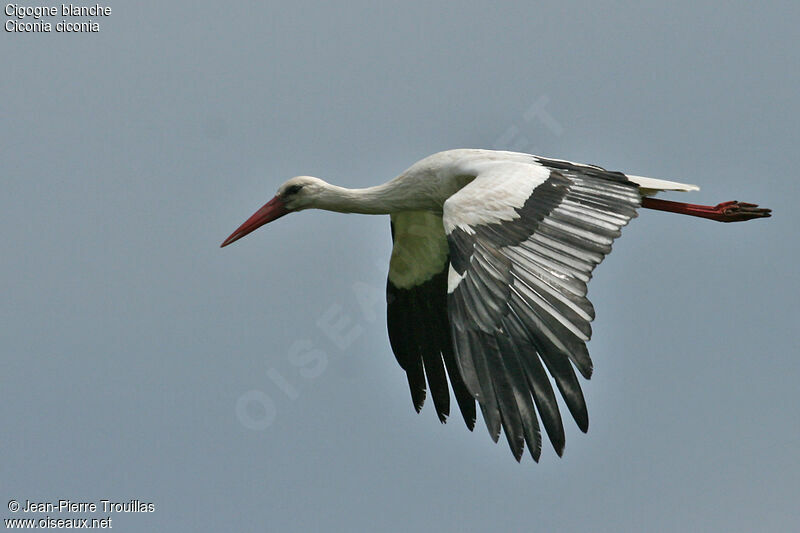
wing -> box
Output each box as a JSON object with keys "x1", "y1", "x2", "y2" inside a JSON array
[
  {"x1": 386, "y1": 211, "x2": 476, "y2": 428},
  {"x1": 443, "y1": 158, "x2": 641, "y2": 461}
]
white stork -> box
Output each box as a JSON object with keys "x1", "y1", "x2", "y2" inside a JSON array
[{"x1": 221, "y1": 149, "x2": 770, "y2": 461}]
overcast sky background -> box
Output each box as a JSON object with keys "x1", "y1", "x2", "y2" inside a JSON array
[{"x1": 2, "y1": 1, "x2": 799, "y2": 531}]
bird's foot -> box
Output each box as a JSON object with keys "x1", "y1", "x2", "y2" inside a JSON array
[
  {"x1": 641, "y1": 197, "x2": 772, "y2": 222},
  {"x1": 711, "y1": 201, "x2": 772, "y2": 222}
]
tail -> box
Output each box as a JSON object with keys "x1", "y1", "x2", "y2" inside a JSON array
[{"x1": 625, "y1": 174, "x2": 700, "y2": 196}]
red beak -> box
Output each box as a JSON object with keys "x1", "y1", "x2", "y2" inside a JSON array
[{"x1": 220, "y1": 196, "x2": 289, "y2": 247}]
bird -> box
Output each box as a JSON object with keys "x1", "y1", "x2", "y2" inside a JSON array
[{"x1": 221, "y1": 149, "x2": 771, "y2": 462}]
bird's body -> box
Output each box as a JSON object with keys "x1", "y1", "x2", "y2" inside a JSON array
[{"x1": 222, "y1": 149, "x2": 770, "y2": 461}]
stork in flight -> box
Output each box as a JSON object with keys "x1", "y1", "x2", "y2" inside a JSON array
[{"x1": 221, "y1": 149, "x2": 770, "y2": 462}]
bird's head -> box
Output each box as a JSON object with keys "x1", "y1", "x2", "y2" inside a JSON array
[{"x1": 220, "y1": 176, "x2": 328, "y2": 247}]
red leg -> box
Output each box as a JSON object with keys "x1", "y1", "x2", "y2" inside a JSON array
[{"x1": 641, "y1": 197, "x2": 772, "y2": 222}]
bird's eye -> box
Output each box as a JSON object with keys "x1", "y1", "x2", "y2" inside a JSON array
[{"x1": 284, "y1": 184, "x2": 304, "y2": 196}]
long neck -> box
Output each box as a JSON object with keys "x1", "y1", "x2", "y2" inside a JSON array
[{"x1": 315, "y1": 178, "x2": 435, "y2": 215}]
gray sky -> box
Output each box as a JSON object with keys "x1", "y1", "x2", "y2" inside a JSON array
[{"x1": 3, "y1": 1, "x2": 799, "y2": 531}]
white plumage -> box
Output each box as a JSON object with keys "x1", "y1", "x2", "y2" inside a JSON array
[{"x1": 221, "y1": 149, "x2": 770, "y2": 461}]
